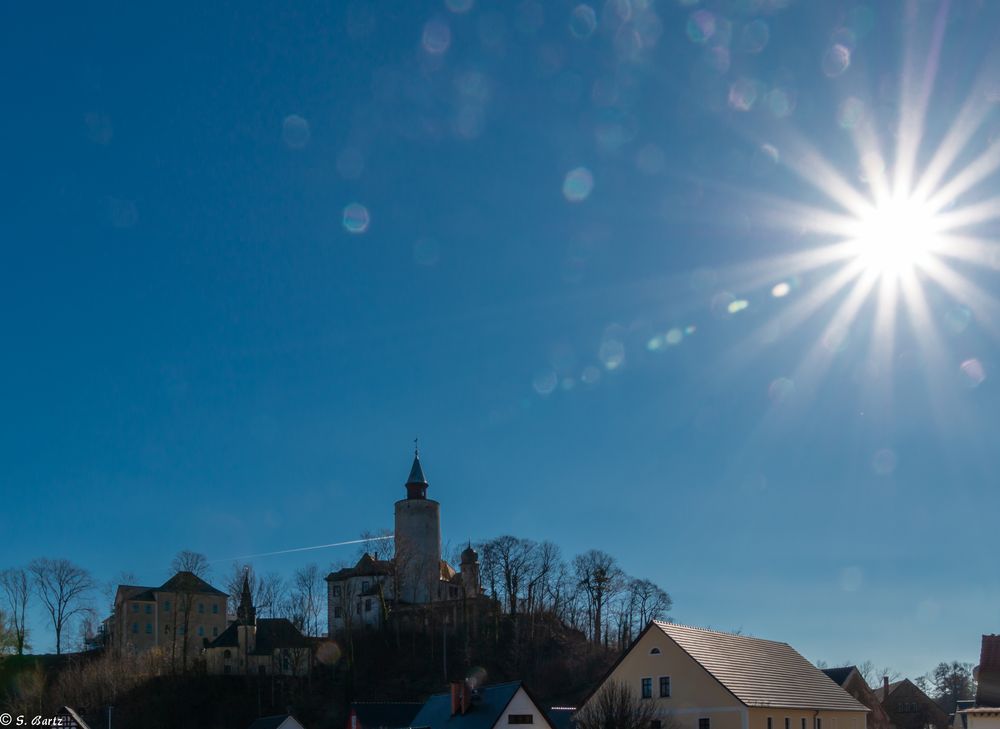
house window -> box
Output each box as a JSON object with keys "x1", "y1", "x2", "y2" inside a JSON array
[
  {"x1": 802, "y1": 719, "x2": 807, "y2": 729},
  {"x1": 699, "y1": 719, "x2": 711, "y2": 729},
  {"x1": 785, "y1": 719, "x2": 790, "y2": 729},
  {"x1": 213, "y1": 627, "x2": 219, "y2": 636},
  {"x1": 768, "y1": 718, "x2": 773, "y2": 729},
  {"x1": 282, "y1": 651, "x2": 290, "y2": 671},
  {"x1": 198, "y1": 603, "x2": 204, "y2": 614},
  {"x1": 334, "y1": 606, "x2": 342, "y2": 618},
  {"x1": 365, "y1": 599, "x2": 372, "y2": 612},
  {"x1": 508, "y1": 716, "x2": 534, "y2": 724},
  {"x1": 198, "y1": 626, "x2": 204, "y2": 636},
  {"x1": 145, "y1": 623, "x2": 152, "y2": 634},
  {"x1": 660, "y1": 676, "x2": 671, "y2": 698},
  {"x1": 362, "y1": 581, "x2": 370, "y2": 592},
  {"x1": 145, "y1": 604, "x2": 152, "y2": 614},
  {"x1": 164, "y1": 601, "x2": 171, "y2": 612},
  {"x1": 650, "y1": 647, "x2": 661, "y2": 655},
  {"x1": 333, "y1": 585, "x2": 342, "y2": 597},
  {"x1": 132, "y1": 622, "x2": 139, "y2": 633},
  {"x1": 179, "y1": 626, "x2": 185, "y2": 635},
  {"x1": 641, "y1": 678, "x2": 653, "y2": 699},
  {"x1": 356, "y1": 603, "x2": 362, "y2": 615},
  {"x1": 224, "y1": 649, "x2": 232, "y2": 659},
  {"x1": 816, "y1": 719, "x2": 822, "y2": 729},
  {"x1": 132, "y1": 604, "x2": 139, "y2": 612},
  {"x1": 212, "y1": 604, "x2": 219, "y2": 614}
]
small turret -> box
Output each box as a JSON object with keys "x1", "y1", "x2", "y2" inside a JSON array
[
  {"x1": 405, "y1": 448, "x2": 428, "y2": 499},
  {"x1": 236, "y1": 570, "x2": 256, "y2": 626}
]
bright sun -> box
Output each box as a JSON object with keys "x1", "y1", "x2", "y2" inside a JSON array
[{"x1": 851, "y1": 196, "x2": 942, "y2": 276}]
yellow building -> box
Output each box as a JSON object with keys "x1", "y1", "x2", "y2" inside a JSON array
[{"x1": 581, "y1": 621, "x2": 869, "y2": 729}]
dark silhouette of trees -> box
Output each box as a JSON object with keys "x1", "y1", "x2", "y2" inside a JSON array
[{"x1": 0, "y1": 567, "x2": 31, "y2": 654}]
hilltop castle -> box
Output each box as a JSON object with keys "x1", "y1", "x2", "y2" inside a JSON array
[{"x1": 325, "y1": 450, "x2": 482, "y2": 634}]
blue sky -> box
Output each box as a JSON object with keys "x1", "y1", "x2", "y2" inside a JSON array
[{"x1": 2, "y1": 0, "x2": 999, "y2": 676}]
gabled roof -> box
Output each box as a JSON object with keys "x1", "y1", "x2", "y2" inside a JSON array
[
  {"x1": 351, "y1": 701, "x2": 424, "y2": 729},
  {"x1": 410, "y1": 681, "x2": 528, "y2": 729},
  {"x1": 326, "y1": 553, "x2": 394, "y2": 582},
  {"x1": 823, "y1": 666, "x2": 859, "y2": 687},
  {"x1": 873, "y1": 680, "x2": 905, "y2": 701},
  {"x1": 160, "y1": 571, "x2": 228, "y2": 596},
  {"x1": 654, "y1": 622, "x2": 868, "y2": 711},
  {"x1": 247, "y1": 715, "x2": 306, "y2": 729},
  {"x1": 208, "y1": 618, "x2": 311, "y2": 655}
]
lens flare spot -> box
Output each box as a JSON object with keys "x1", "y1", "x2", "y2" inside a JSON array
[
  {"x1": 343, "y1": 203, "x2": 370, "y2": 234},
  {"x1": 446, "y1": 0, "x2": 475, "y2": 14},
  {"x1": 422, "y1": 19, "x2": 452, "y2": 54},
  {"x1": 569, "y1": 4, "x2": 597, "y2": 39},
  {"x1": 960, "y1": 358, "x2": 986, "y2": 387},
  {"x1": 727, "y1": 298, "x2": 749, "y2": 314},
  {"x1": 768, "y1": 377, "x2": 795, "y2": 403},
  {"x1": 872, "y1": 448, "x2": 897, "y2": 475},
  {"x1": 822, "y1": 44, "x2": 851, "y2": 77},
  {"x1": 686, "y1": 11, "x2": 716, "y2": 44},
  {"x1": 944, "y1": 306, "x2": 972, "y2": 334},
  {"x1": 771, "y1": 281, "x2": 791, "y2": 298},
  {"x1": 562, "y1": 167, "x2": 594, "y2": 202},
  {"x1": 533, "y1": 370, "x2": 558, "y2": 396},
  {"x1": 837, "y1": 97, "x2": 866, "y2": 129},
  {"x1": 728, "y1": 78, "x2": 761, "y2": 111},
  {"x1": 665, "y1": 328, "x2": 684, "y2": 345},
  {"x1": 599, "y1": 339, "x2": 625, "y2": 370},
  {"x1": 581, "y1": 365, "x2": 602, "y2": 385},
  {"x1": 740, "y1": 20, "x2": 769, "y2": 54},
  {"x1": 282, "y1": 114, "x2": 311, "y2": 149}
]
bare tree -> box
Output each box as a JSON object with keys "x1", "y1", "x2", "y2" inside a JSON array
[
  {"x1": 290, "y1": 563, "x2": 324, "y2": 636},
  {"x1": 225, "y1": 563, "x2": 285, "y2": 618},
  {"x1": 171, "y1": 550, "x2": 210, "y2": 578},
  {"x1": 574, "y1": 680, "x2": 662, "y2": 729},
  {"x1": 28, "y1": 558, "x2": 94, "y2": 655},
  {"x1": 167, "y1": 550, "x2": 211, "y2": 672},
  {"x1": 0, "y1": 567, "x2": 31, "y2": 654},
  {"x1": 574, "y1": 550, "x2": 624, "y2": 645}
]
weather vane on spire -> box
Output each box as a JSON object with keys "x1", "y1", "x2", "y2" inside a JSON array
[{"x1": 414, "y1": 436, "x2": 419, "y2": 456}]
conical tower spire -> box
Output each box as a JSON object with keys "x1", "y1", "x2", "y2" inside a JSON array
[
  {"x1": 405, "y1": 440, "x2": 428, "y2": 499},
  {"x1": 237, "y1": 568, "x2": 256, "y2": 625}
]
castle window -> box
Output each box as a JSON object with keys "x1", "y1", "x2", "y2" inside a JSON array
[
  {"x1": 768, "y1": 718, "x2": 773, "y2": 729},
  {"x1": 224, "y1": 649, "x2": 232, "y2": 659},
  {"x1": 641, "y1": 678, "x2": 652, "y2": 699},
  {"x1": 659, "y1": 676, "x2": 671, "y2": 697},
  {"x1": 198, "y1": 626, "x2": 204, "y2": 636},
  {"x1": 132, "y1": 622, "x2": 139, "y2": 633},
  {"x1": 212, "y1": 604, "x2": 219, "y2": 614},
  {"x1": 334, "y1": 606, "x2": 342, "y2": 618},
  {"x1": 145, "y1": 604, "x2": 152, "y2": 614},
  {"x1": 362, "y1": 581, "x2": 370, "y2": 592},
  {"x1": 145, "y1": 623, "x2": 152, "y2": 634},
  {"x1": 332, "y1": 585, "x2": 342, "y2": 597},
  {"x1": 508, "y1": 716, "x2": 534, "y2": 724},
  {"x1": 786, "y1": 719, "x2": 790, "y2": 729},
  {"x1": 365, "y1": 599, "x2": 372, "y2": 612},
  {"x1": 132, "y1": 604, "x2": 139, "y2": 612},
  {"x1": 164, "y1": 601, "x2": 171, "y2": 612}
]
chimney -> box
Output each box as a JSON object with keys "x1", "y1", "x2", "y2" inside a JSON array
[
  {"x1": 883, "y1": 676, "x2": 889, "y2": 697},
  {"x1": 451, "y1": 682, "x2": 462, "y2": 716},
  {"x1": 461, "y1": 680, "x2": 473, "y2": 715}
]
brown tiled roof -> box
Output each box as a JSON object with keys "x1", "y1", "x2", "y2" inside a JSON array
[
  {"x1": 654, "y1": 622, "x2": 868, "y2": 711},
  {"x1": 873, "y1": 681, "x2": 904, "y2": 701},
  {"x1": 326, "y1": 553, "x2": 393, "y2": 581}
]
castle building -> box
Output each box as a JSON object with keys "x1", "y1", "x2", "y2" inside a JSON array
[
  {"x1": 205, "y1": 571, "x2": 312, "y2": 676},
  {"x1": 107, "y1": 571, "x2": 228, "y2": 659},
  {"x1": 325, "y1": 450, "x2": 482, "y2": 635}
]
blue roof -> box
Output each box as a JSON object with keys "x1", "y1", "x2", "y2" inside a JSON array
[{"x1": 410, "y1": 682, "x2": 523, "y2": 729}]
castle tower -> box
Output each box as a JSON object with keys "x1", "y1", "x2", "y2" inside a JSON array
[
  {"x1": 459, "y1": 542, "x2": 480, "y2": 596},
  {"x1": 236, "y1": 570, "x2": 256, "y2": 656},
  {"x1": 394, "y1": 448, "x2": 442, "y2": 604}
]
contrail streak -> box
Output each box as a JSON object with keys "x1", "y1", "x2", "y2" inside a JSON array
[{"x1": 210, "y1": 535, "x2": 394, "y2": 564}]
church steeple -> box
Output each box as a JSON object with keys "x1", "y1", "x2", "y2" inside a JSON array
[
  {"x1": 405, "y1": 441, "x2": 428, "y2": 499},
  {"x1": 237, "y1": 570, "x2": 255, "y2": 625}
]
